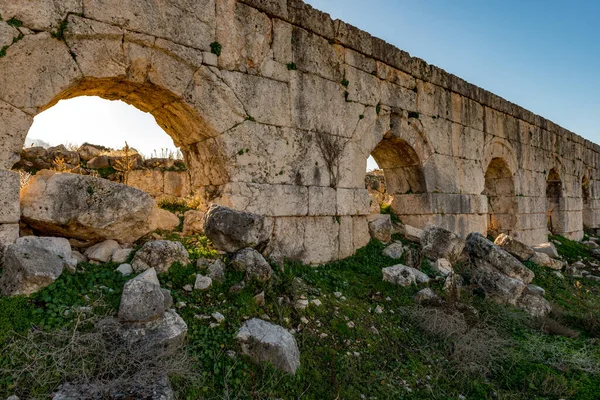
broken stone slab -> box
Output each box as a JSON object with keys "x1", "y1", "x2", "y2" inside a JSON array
[
  {"x1": 118, "y1": 268, "x2": 166, "y2": 323},
  {"x1": 421, "y1": 226, "x2": 466, "y2": 263},
  {"x1": 532, "y1": 242, "x2": 559, "y2": 259},
  {"x1": 231, "y1": 248, "x2": 273, "y2": 282},
  {"x1": 16, "y1": 236, "x2": 78, "y2": 272},
  {"x1": 367, "y1": 214, "x2": 392, "y2": 243},
  {"x1": 182, "y1": 210, "x2": 205, "y2": 235},
  {"x1": 526, "y1": 284, "x2": 546, "y2": 297},
  {"x1": 236, "y1": 318, "x2": 300, "y2": 374},
  {"x1": 470, "y1": 261, "x2": 527, "y2": 306},
  {"x1": 382, "y1": 241, "x2": 404, "y2": 259},
  {"x1": 530, "y1": 251, "x2": 553, "y2": 268},
  {"x1": 148, "y1": 208, "x2": 180, "y2": 232},
  {"x1": 396, "y1": 223, "x2": 423, "y2": 243},
  {"x1": 20, "y1": 171, "x2": 157, "y2": 244},
  {"x1": 118, "y1": 309, "x2": 188, "y2": 350},
  {"x1": 71, "y1": 250, "x2": 87, "y2": 264},
  {"x1": 131, "y1": 240, "x2": 190, "y2": 274},
  {"x1": 0, "y1": 243, "x2": 64, "y2": 296},
  {"x1": 202, "y1": 204, "x2": 272, "y2": 253},
  {"x1": 382, "y1": 264, "x2": 430, "y2": 287},
  {"x1": 52, "y1": 375, "x2": 175, "y2": 400},
  {"x1": 494, "y1": 233, "x2": 534, "y2": 262},
  {"x1": 466, "y1": 233, "x2": 534, "y2": 284},
  {"x1": 84, "y1": 239, "x2": 121, "y2": 263},
  {"x1": 517, "y1": 292, "x2": 552, "y2": 317}
]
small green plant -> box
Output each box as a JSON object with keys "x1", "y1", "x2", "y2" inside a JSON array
[
  {"x1": 408, "y1": 111, "x2": 420, "y2": 119},
  {"x1": 359, "y1": 114, "x2": 364, "y2": 120},
  {"x1": 51, "y1": 18, "x2": 69, "y2": 41},
  {"x1": 286, "y1": 62, "x2": 297, "y2": 70},
  {"x1": 87, "y1": 186, "x2": 94, "y2": 195},
  {"x1": 6, "y1": 18, "x2": 22, "y2": 28},
  {"x1": 341, "y1": 78, "x2": 349, "y2": 87},
  {"x1": 376, "y1": 104, "x2": 381, "y2": 114},
  {"x1": 210, "y1": 41, "x2": 222, "y2": 56},
  {"x1": 245, "y1": 115, "x2": 256, "y2": 122}
]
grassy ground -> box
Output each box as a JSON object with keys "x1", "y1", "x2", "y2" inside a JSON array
[{"x1": 2, "y1": 233, "x2": 600, "y2": 399}]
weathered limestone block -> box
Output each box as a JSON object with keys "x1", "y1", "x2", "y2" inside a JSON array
[
  {"x1": 421, "y1": 226, "x2": 466, "y2": 263},
  {"x1": 0, "y1": 21, "x2": 20, "y2": 49},
  {"x1": 338, "y1": 216, "x2": 354, "y2": 259},
  {"x1": 0, "y1": 101, "x2": 33, "y2": 169},
  {"x1": 236, "y1": 318, "x2": 300, "y2": 374},
  {"x1": 216, "y1": 1, "x2": 271, "y2": 72},
  {"x1": 532, "y1": 242, "x2": 559, "y2": 258},
  {"x1": 85, "y1": 239, "x2": 121, "y2": 263},
  {"x1": 182, "y1": 210, "x2": 205, "y2": 235},
  {"x1": 517, "y1": 292, "x2": 552, "y2": 318},
  {"x1": 367, "y1": 214, "x2": 391, "y2": 243},
  {"x1": 308, "y1": 186, "x2": 336, "y2": 216},
  {"x1": 303, "y1": 217, "x2": 339, "y2": 265},
  {"x1": 128, "y1": 170, "x2": 165, "y2": 197},
  {"x1": 17, "y1": 236, "x2": 78, "y2": 271},
  {"x1": 21, "y1": 171, "x2": 157, "y2": 244},
  {"x1": 149, "y1": 208, "x2": 180, "y2": 232},
  {"x1": 84, "y1": 0, "x2": 215, "y2": 50},
  {"x1": 291, "y1": 25, "x2": 343, "y2": 82},
  {"x1": 382, "y1": 242, "x2": 404, "y2": 259},
  {"x1": 203, "y1": 204, "x2": 273, "y2": 253},
  {"x1": 353, "y1": 216, "x2": 371, "y2": 250},
  {"x1": 494, "y1": 234, "x2": 534, "y2": 262},
  {"x1": 344, "y1": 65, "x2": 380, "y2": 106},
  {"x1": 0, "y1": 0, "x2": 82, "y2": 31},
  {"x1": 221, "y1": 72, "x2": 291, "y2": 127},
  {"x1": 0, "y1": 243, "x2": 64, "y2": 296},
  {"x1": 119, "y1": 309, "x2": 187, "y2": 349},
  {"x1": 337, "y1": 189, "x2": 370, "y2": 216},
  {"x1": 218, "y1": 182, "x2": 309, "y2": 216},
  {"x1": 164, "y1": 171, "x2": 191, "y2": 198},
  {"x1": 0, "y1": 33, "x2": 81, "y2": 114},
  {"x1": 231, "y1": 248, "x2": 273, "y2": 282},
  {"x1": 265, "y1": 217, "x2": 307, "y2": 264},
  {"x1": 290, "y1": 73, "x2": 365, "y2": 138},
  {"x1": 0, "y1": 170, "x2": 20, "y2": 224},
  {"x1": 119, "y1": 268, "x2": 165, "y2": 322}
]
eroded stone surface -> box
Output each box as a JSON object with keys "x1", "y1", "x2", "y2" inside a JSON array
[{"x1": 131, "y1": 240, "x2": 190, "y2": 274}]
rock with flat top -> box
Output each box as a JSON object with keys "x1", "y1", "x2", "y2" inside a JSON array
[
  {"x1": 494, "y1": 234, "x2": 534, "y2": 262},
  {"x1": 16, "y1": 236, "x2": 78, "y2": 272},
  {"x1": 421, "y1": 226, "x2": 466, "y2": 263},
  {"x1": 532, "y1": 242, "x2": 559, "y2": 258},
  {"x1": 131, "y1": 240, "x2": 190, "y2": 274},
  {"x1": 85, "y1": 239, "x2": 121, "y2": 262},
  {"x1": 382, "y1": 264, "x2": 430, "y2": 287}
]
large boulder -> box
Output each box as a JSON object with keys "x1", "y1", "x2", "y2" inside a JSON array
[
  {"x1": 466, "y1": 233, "x2": 534, "y2": 284},
  {"x1": 421, "y1": 226, "x2": 466, "y2": 263},
  {"x1": 0, "y1": 243, "x2": 64, "y2": 296},
  {"x1": 15, "y1": 236, "x2": 78, "y2": 272},
  {"x1": 119, "y1": 269, "x2": 166, "y2": 323},
  {"x1": 131, "y1": 240, "x2": 190, "y2": 274},
  {"x1": 231, "y1": 248, "x2": 273, "y2": 282},
  {"x1": 236, "y1": 318, "x2": 300, "y2": 374},
  {"x1": 494, "y1": 234, "x2": 535, "y2": 262},
  {"x1": 382, "y1": 264, "x2": 430, "y2": 287},
  {"x1": 203, "y1": 205, "x2": 272, "y2": 253},
  {"x1": 20, "y1": 171, "x2": 157, "y2": 244}
]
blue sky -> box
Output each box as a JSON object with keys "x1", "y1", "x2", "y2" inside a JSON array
[
  {"x1": 304, "y1": 0, "x2": 600, "y2": 142},
  {"x1": 29, "y1": 0, "x2": 599, "y2": 162}
]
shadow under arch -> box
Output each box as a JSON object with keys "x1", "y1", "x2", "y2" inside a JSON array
[
  {"x1": 482, "y1": 157, "x2": 517, "y2": 239},
  {"x1": 546, "y1": 167, "x2": 564, "y2": 235}
]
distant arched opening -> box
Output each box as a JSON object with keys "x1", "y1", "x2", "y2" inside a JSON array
[
  {"x1": 483, "y1": 157, "x2": 517, "y2": 239},
  {"x1": 546, "y1": 168, "x2": 563, "y2": 234},
  {"x1": 370, "y1": 137, "x2": 426, "y2": 196}
]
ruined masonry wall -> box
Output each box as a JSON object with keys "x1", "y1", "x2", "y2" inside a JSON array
[{"x1": 0, "y1": 0, "x2": 598, "y2": 264}]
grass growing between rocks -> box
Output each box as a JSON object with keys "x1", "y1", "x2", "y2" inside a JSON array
[{"x1": 2, "y1": 235, "x2": 600, "y2": 398}]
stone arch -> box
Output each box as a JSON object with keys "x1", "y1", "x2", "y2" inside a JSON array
[
  {"x1": 482, "y1": 157, "x2": 517, "y2": 239},
  {"x1": 482, "y1": 138, "x2": 519, "y2": 184},
  {"x1": 546, "y1": 167, "x2": 564, "y2": 235},
  {"x1": 370, "y1": 136, "x2": 426, "y2": 196}
]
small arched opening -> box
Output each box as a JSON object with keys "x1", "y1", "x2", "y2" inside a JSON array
[
  {"x1": 482, "y1": 157, "x2": 517, "y2": 239},
  {"x1": 368, "y1": 136, "x2": 426, "y2": 216},
  {"x1": 546, "y1": 168, "x2": 563, "y2": 234}
]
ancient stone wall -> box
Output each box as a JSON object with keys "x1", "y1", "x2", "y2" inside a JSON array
[{"x1": 0, "y1": 0, "x2": 598, "y2": 264}]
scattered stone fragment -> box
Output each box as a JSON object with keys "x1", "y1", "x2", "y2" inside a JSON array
[
  {"x1": 494, "y1": 234, "x2": 535, "y2": 261},
  {"x1": 334, "y1": 292, "x2": 343, "y2": 298},
  {"x1": 116, "y1": 263, "x2": 134, "y2": 276},
  {"x1": 421, "y1": 226, "x2": 466, "y2": 263},
  {"x1": 347, "y1": 321, "x2": 355, "y2": 329},
  {"x1": 208, "y1": 259, "x2": 227, "y2": 282},
  {"x1": 530, "y1": 251, "x2": 553, "y2": 268},
  {"x1": 295, "y1": 299, "x2": 309, "y2": 310},
  {"x1": 367, "y1": 214, "x2": 392, "y2": 243},
  {"x1": 382, "y1": 241, "x2": 404, "y2": 259},
  {"x1": 112, "y1": 248, "x2": 134, "y2": 264},
  {"x1": 118, "y1": 268, "x2": 165, "y2": 322},
  {"x1": 195, "y1": 275, "x2": 213, "y2": 291},
  {"x1": 526, "y1": 284, "x2": 546, "y2": 296},
  {"x1": 236, "y1": 318, "x2": 300, "y2": 374},
  {"x1": 212, "y1": 312, "x2": 225, "y2": 323},
  {"x1": 413, "y1": 288, "x2": 440, "y2": 305},
  {"x1": 382, "y1": 264, "x2": 430, "y2": 287},
  {"x1": 397, "y1": 224, "x2": 423, "y2": 243},
  {"x1": 131, "y1": 240, "x2": 190, "y2": 274},
  {"x1": 229, "y1": 281, "x2": 246, "y2": 294},
  {"x1": 0, "y1": 243, "x2": 64, "y2": 296},
  {"x1": 300, "y1": 317, "x2": 309, "y2": 324},
  {"x1": 183, "y1": 284, "x2": 193, "y2": 292},
  {"x1": 517, "y1": 292, "x2": 552, "y2": 317},
  {"x1": 374, "y1": 305, "x2": 384, "y2": 314},
  {"x1": 71, "y1": 250, "x2": 87, "y2": 265},
  {"x1": 254, "y1": 291, "x2": 266, "y2": 306},
  {"x1": 311, "y1": 299, "x2": 322, "y2": 307},
  {"x1": 432, "y1": 258, "x2": 453, "y2": 276},
  {"x1": 554, "y1": 271, "x2": 565, "y2": 279},
  {"x1": 148, "y1": 208, "x2": 180, "y2": 231},
  {"x1": 203, "y1": 205, "x2": 272, "y2": 252},
  {"x1": 231, "y1": 248, "x2": 273, "y2": 282},
  {"x1": 532, "y1": 242, "x2": 559, "y2": 258},
  {"x1": 182, "y1": 210, "x2": 205, "y2": 236},
  {"x1": 118, "y1": 309, "x2": 187, "y2": 349},
  {"x1": 85, "y1": 239, "x2": 121, "y2": 263},
  {"x1": 16, "y1": 236, "x2": 78, "y2": 272}
]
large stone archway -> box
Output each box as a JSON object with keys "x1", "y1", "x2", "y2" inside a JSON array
[{"x1": 1, "y1": 0, "x2": 600, "y2": 262}]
